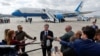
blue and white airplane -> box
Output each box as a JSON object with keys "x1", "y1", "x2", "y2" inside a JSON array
[{"x1": 12, "y1": 1, "x2": 94, "y2": 22}]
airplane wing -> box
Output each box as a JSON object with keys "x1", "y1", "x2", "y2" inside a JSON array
[
  {"x1": 62, "y1": 11, "x2": 96, "y2": 16},
  {"x1": 63, "y1": 11, "x2": 96, "y2": 14},
  {"x1": 79, "y1": 11, "x2": 96, "y2": 14},
  {"x1": 60, "y1": 10, "x2": 97, "y2": 17}
]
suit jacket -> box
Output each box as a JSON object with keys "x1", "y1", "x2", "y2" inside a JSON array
[
  {"x1": 40, "y1": 30, "x2": 54, "y2": 47},
  {"x1": 60, "y1": 31, "x2": 74, "y2": 52},
  {"x1": 60, "y1": 39, "x2": 100, "y2": 56},
  {"x1": 60, "y1": 31, "x2": 74, "y2": 42},
  {"x1": 91, "y1": 25, "x2": 98, "y2": 30}
]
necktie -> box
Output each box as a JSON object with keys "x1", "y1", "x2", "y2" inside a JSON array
[{"x1": 45, "y1": 31, "x2": 48, "y2": 36}]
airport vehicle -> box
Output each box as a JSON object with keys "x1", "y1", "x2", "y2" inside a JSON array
[
  {"x1": 77, "y1": 15, "x2": 91, "y2": 21},
  {"x1": 12, "y1": 1, "x2": 94, "y2": 22}
]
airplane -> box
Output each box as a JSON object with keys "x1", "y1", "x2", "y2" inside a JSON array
[{"x1": 12, "y1": 1, "x2": 94, "y2": 23}]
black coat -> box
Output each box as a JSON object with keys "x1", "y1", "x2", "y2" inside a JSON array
[{"x1": 40, "y1": 30, "x2": 54, "y2": 47}]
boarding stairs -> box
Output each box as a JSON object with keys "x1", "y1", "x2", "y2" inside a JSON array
[{"x1": 44, "y1": 9, "x2": 58, "y2": 22}]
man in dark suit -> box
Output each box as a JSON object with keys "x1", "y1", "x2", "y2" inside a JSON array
[
  {"x1": 91, "y1": 21, "x2": 98, "y2": 30},
  {"x1": 40, "y1": 24, "x2": 54, "y2": 56}
]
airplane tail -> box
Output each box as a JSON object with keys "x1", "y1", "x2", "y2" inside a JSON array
[{"x1": 75, "y1": 1, "x2": 83, "y2": 12}]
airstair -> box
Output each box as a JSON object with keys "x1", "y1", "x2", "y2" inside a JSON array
[{"x1": 44, "y1": 9, "x2": 58, "y2": 22}]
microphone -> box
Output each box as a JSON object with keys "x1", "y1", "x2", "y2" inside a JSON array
[{"x1": 33, "y1": 37, "x2": 36, "y2": 40}]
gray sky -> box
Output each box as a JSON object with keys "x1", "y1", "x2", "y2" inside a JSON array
[{"x1": 0, "y1": 0, "x2": 100, "y2": 16}]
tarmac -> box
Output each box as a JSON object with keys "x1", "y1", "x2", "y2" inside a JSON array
[{"x1": 0, "y1": 17, "x2": 99, "y2": 56}]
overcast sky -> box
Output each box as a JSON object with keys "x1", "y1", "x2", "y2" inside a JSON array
[{"x1": 0, "y1": 0, "x2": 100, "y2": 16}]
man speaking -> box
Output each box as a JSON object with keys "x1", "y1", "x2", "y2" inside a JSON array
[{"x1": 40, "y1": 24, "x2": 54, "y2": 56}]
